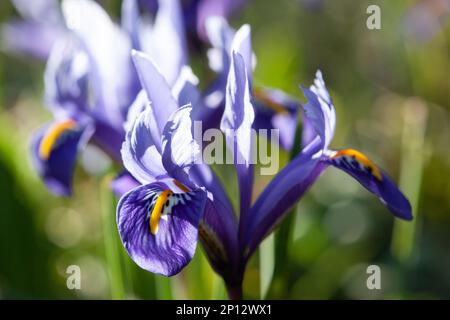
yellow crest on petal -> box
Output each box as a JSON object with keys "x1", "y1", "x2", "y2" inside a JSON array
[
  {"x1": 331, "y1": 149, "x2": 383, "y2": 181},
  {"x1": 39, "y1": 120, "x2": 77, "y2": 160}
]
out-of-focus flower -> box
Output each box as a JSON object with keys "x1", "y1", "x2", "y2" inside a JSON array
[
  {"x1": 116, "y1": 50, "x2": 239, "y2": 282},
  {"x1": 404, "y1": 0, "x2": 450, "y2": 43},
  {"x1": 138, "y1": 0, "x2": 247, "y2": 41},
  {"x1": 244, "y1": 71, "x2": 412, "y2": 256},
  {"x1": 30, "y1": 0, "x2": 140, "y2": 195},
  {"x1": 1, "y1": 0, "x2": 65, "y2": 59},
  {"x1": 203, "y1": 17, "x2": 300, "y2": 150},
  {"x1": 29, "y1": 0, "x2": 193, "y2": 196}
]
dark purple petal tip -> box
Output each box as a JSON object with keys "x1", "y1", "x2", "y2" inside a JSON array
[{"x1": 326, "y1": 148, "x2": 412, "y2": 221}]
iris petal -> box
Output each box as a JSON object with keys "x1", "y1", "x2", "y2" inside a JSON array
[
  {"x1": 143, "y1": 0, "x2": 187, "y2": 86},
  {"x1": 161, "y1": 105, "x2": 201, "y2": 187},
  {"x1": 30, "y1": 119, "x2": 93, "y2": 196},
  {"x1": 62, "y1": 0, "x2": 137, "y2": 127},
  {"x1": 245, "y1": 138, "x2": 324, "y2": 257},
  {"x1": 325, "y1": 148, "x2": 412, "y2": 220},
  {"x1": 220, "y1": 51, "x2": 255, "y2": 238},
  {"x1": 131, "y1": 50, "x2": 178, "y2": 135},
  {"x1": 117, "y1": 182, "x2": 206, "y2": 276},
  {"x1": 300, "y1": 70, "x2": 336, "y2": 150},
  {"x1": 121, "y1": 106, "x2": 167, "y2": 185}
]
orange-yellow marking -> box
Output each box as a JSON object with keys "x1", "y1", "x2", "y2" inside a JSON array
[
  {"x1": 173, "y1": 180, "x2": 190, "y2": 193},
  {"x1": 39, "y1": 120, "x2": 77, "y2": 160},
  {"x1": 150, "y1": 190, "x2": 173, "y2": 235},
  {"x1": 253, "y1": 87, "x2": 289, "y2": 115},
  {"x1": 332, "y1": 149, "x2": 383, "y2": 181}
]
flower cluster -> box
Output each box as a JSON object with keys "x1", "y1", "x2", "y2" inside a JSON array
[{"x1": 5, "y1": 0, "x2": 412, "y2": 299}]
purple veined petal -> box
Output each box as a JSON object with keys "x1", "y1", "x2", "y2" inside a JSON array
[
  {"x1": 161, "y1": 105, "x2": 201, "y2": 188},
  {"x1": 0, "y1": 21, "x2": 64, "y2": 60},
  {"x1": 122, "y1": 106, "x2": 168, "y2": 185},
  {"x1": 141, "y1": 0, "x2": 188, "y2": 86},
  {"x1": 117, "y1": 181, "x2": 207, "y2": 276},
  {"x1": 220, "y1": 51, "x2": 255, "y2": 243},
  {"x1": 252, "y1": 86, "x2": 300, "y2": 151},
  {"x1": 30, "y1": 118, "x2": 94, "y2": 196},
  {"x1": 300, "y1": 70, "x2": 336, "y2": 151},
  {"x1": 44, "y1": 36, "x2": 90, "y2": 116},
  {"x1": 111, "y1": 171, "x2": 141, "y2": 198},
  {"x1": 324, "y1": 148, "x2": 412, "y2": 220},
  {"x1": 245, "y1": 137, "x2": 325, "y2": 258},
  {"x1": 62, "y1": 0, "x2": 138, "y2": 129},
  {"x1": 131, "y1": 50, "x2": 178, "y2": 135},
  {"x1": 121, "y1": 0, "x2": 141, "y2": 50}
]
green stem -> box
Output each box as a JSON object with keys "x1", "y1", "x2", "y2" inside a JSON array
[
  {"x1": 100, "y1": 175, "x2": 125, "y2": 299},
  {"x1": 259, "y1": 233, "x2": 275, "y2": 299},
  {"x1": 391, "y1": 99, "x2": 428, "y2": 261}
]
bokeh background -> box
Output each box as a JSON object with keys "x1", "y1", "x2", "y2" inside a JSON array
[{"x1": 0, "y1": 0, "x2": 449, "y2": 299}]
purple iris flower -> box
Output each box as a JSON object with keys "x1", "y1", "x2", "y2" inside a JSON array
[
  {"x1": 30, "y1": 0, "x2": 140, "y2": 196},
  {"x1": 244, "y1": 70, "x2": 413, "y2": 257},
  {"x1": 117, "y1": 49, "x2": 240, "y2": 281},
  {"x1": 120, "y1": 46, "x2": 412, "y2": 298},
  {"x1": 203, "y1": 17, "x2": 300, "y2": 150},
  {"x1": 29, "y1": 0, "x2": 194, "y2": 197}
]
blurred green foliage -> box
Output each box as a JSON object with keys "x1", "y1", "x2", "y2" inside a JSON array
[{"x1": 0, "y1": 0, "x2": 449, "y2": 299}]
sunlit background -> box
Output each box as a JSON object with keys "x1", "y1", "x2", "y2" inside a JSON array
[{"x1": 0, "y1": 0, "x2": 449, "y2": 299}]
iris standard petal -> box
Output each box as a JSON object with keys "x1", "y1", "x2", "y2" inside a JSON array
[
  {"x1": 245, "y1": 137, "x2": 324, "y2": 257},
  {"x1": 62, "y1": 0, "x2": 137, "y2": 128},
  {"x1": 121, "y1": 107, "x2": 167, "y2": 185},
  {"x1": 131, "y1": 50, "x2": 178, "y2": 135},
  {"x1": 230, "y1": 24, "x2": 253, "y2": 84},
  {"x1": 30, "y1": 118, "x2": 93, "y2": 196},
  {"x1": 300, "y1": 70, "x2": 336, "y2": 150},
  {"x1": 221, "y1": 51, "x2": 255, "y2": 240},
  {"x1": 161, "y1": 105, "x2": 201, "y2": 187},
  {"x1": 143, "y1": 0, "x2": 187, "y2": 86},
  {"x1": 44, "y1": 37, "x2": 90, "y2": 115},
  {"x1": 325, "y1": 148, "x2": 412, "y2": 220},
  {"x1": 121, "y1": 0, "x2": 141, "y2": 50},
  {"x1": 117, "y1": 182, "x2": 206, "y2": 276},
  {"x1": 111, "y1": 171, "x2": 141, "y2": 198}
]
